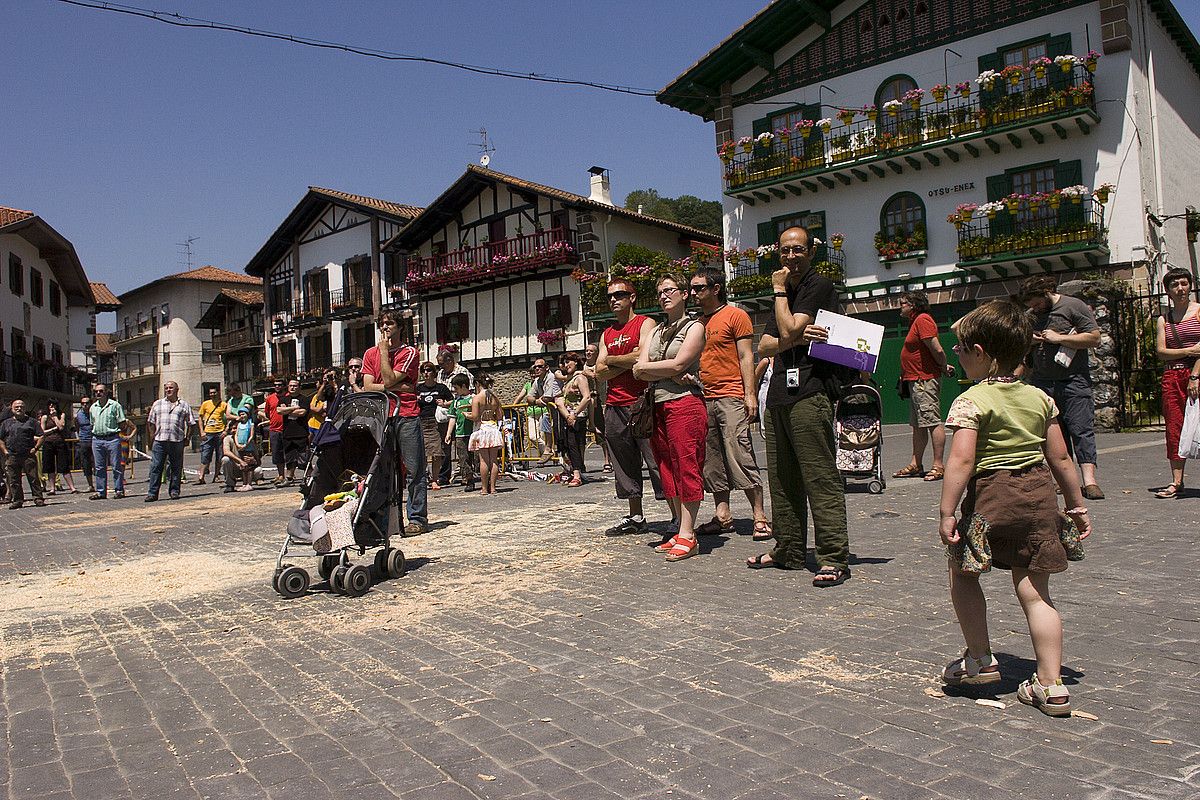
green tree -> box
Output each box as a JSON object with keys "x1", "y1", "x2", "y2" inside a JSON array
[{"x1": 623, "y1": 189, "x2": 722, "y2": 236}]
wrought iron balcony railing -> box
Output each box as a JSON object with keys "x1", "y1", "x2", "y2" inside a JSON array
[
  {"x1": 723, "y1": 64, "x2": 1097, "y2": 195},
  {"x1": 406, "y1": 227, "x2": 577, "y2": 292},
  {"x1": 328, "y1": 286, "x2": 373, "y2": 320},
  {"x1": 955, "y1": 197, "x2": 1108, "y2": 268},
  {"x1": 727, "y1": 249, "x2": 846, "y2": 302}
]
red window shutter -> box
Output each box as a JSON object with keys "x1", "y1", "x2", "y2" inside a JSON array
[
  {"x1": 455, "y1": 312, "x2": 469, "y2": 341},
  {"x1": 536, "y1": 298, "x2": 549, "y2": 330},
  {"x1": 436, "y1": 315, "x2": 448, "y2": 345}
]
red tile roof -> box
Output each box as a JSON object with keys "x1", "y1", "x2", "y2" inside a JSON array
[
  {"x1": 94, "y1": 333, "x2": 115, "y2": 355},
  {"x1": 308, "y1": 187, "x2": 424, "y2": 220},
  {"x1": 167, "y1": 265, "x2": 260, "y2": 285},
  {"x1": 0, "y1": 206, "x2": 35, "y2": 228},
  {"x1": 218, "y1": 288, "x2": 264, "y2": 306},
  {"x1": 89, "y1": 282, "x2": 121, "y2": 308}
]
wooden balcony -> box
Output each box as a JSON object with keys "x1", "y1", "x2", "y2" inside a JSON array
[
  {"x1": 724, "y1": 64, "x2": 1099, "y2": 205},
  {"x1": 328, "y1": 286, "x2": 373, "y2": 320},
  {"x1": 955, "y1": 197, "x2": 1109, "y2": 278},
  {"x1": 406, "y1": 227, "x2": 577, "y2": 293},
  {"x1": 292, "y1": 294, "x2": 328, "y2": 329},
  {"x1": 212, "y1": 327, "x2": 264, "y2": 354}
]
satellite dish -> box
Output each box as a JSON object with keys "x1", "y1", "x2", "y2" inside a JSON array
[{"x1": 480, "y1": 154, "x2": 491, "y2": 167}]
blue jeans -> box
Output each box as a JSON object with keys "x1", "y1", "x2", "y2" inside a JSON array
[
  {"x1": 200, "y1": 432, "x2": 222, "y2": 466},
  {"x1": 395, "y1": 416, "x2": 427, "y2": 527},
  {"x1": 147, "y1": 440, "x2": 185, "y2": 498},
  {"x1": 92, "y1": 435, "x2": 124, "y2": 496},
  {"x1": 1032, "y1": 374, "x2": 1098, "y2": 465}
]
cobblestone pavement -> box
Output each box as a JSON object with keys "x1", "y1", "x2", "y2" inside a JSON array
[{"x1": 1, "y1": 428, "x2": 1197, "y2": 799}]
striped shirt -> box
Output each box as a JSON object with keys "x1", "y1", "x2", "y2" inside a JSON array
[
  {"x1": 147, "y1": 398, "x2": 193, "y2": 442},
  {"x1": 1164, "y1": 306, "x2": 1200, "y2": 369}
]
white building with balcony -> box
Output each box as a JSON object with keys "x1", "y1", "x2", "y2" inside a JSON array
[
  {"x1": 659, "y1": 0, "x2": 1200, "y2": 423},
  {"x1": 109, "y1": 266, "x2": 261, "y2": 417},
  {"x1": 243, "y1": 187, "x2": 423, "y2": 381},
  {"x1": 0, "y1": 205, "x2": 98, "y2": 408}
]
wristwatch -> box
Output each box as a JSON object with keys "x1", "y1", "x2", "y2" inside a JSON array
[{"x1": 773, "y1": 291, "x2": 788, "y2": 297}]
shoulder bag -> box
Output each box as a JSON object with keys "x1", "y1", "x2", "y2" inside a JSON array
[{"x1": 629, "y1": 319, "x2": 694, "y2": 439}]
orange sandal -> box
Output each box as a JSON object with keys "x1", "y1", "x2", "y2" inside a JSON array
[
  {"x1": 665, "y1": 537, "x2": 698, "y2": 562},
  {"x1": 654, "y1": 535, "x2": 681, "y2": 553}
]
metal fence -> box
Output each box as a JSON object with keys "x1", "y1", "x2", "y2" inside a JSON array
[{"x1": 1114, "y1": 291, "x2": 1169, "y2": 429}]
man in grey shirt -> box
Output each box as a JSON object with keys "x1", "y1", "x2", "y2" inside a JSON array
[{"x1": 1018, "y1": 276, "x2": 1104, "y2": 499}]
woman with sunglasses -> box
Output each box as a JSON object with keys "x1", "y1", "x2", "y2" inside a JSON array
[{"x1": 633, "y1": 273, "x2": 708, "y2": 562}]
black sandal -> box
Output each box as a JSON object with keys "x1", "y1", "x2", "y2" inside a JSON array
[
  {"x1": 812, "y1": 566, "x2": 851, "y2": 587},
  {"x1": 1155, "y1": 482, "x2": 1183, "y2": 499},
  {"x1": 746, "y1": 553, "x2": 788, "y2": 570}
]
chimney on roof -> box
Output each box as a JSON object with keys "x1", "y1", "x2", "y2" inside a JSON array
[{"x1": 587, "y1": 166, "x2": 612, "y2": 206}]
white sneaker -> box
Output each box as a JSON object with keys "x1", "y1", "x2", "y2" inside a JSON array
[{"x1": 236, "y1": 485, "x2": 253, "y2": 492}]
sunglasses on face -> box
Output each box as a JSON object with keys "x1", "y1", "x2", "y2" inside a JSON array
[
  {"x1": 689, "y1": 283, "x2": 709, "y2": 293},
  {"x1": 780, "y1": 246, "x2": 809, "y2": 255},
  {"x1": 607, "y1": 291, "x2": 632, "y2": 301}
]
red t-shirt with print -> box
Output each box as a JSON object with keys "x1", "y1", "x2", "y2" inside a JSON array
[
  {"x1": 900, "y1": 312, "x2": 940, "y2": 381},
  {"x1": 361, "y1": 343, "x2": 420, "y2": 417}
]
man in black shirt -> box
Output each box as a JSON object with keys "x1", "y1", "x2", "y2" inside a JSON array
[
  {"x1": 416, "y1": 363, "x2": 453, "y2": 488},
  {"x1": 0, "y1": 399, "x2": 46, "y2": 508},
  {"x1": 751, "y1": 226, "x2": 850, "y2": 587},
  {"x1": 278, "y1": 378, "x2": 310, "y2": 483}
]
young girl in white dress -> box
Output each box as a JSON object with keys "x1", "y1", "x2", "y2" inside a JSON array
[{"x1": 467, "y1": 373, "x2": 504, "y2": 495}]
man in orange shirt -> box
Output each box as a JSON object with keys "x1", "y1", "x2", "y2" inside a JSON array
[
  {"x1": 894, "y1": 291, "x2": 955, "y2": 481},
  {"x1": 690, "y1": 267, "x2": 769, "y2": 539}
]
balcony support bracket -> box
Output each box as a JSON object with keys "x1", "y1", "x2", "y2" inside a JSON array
[
  {"x1": 886, "y1": 160, "x2": 903, "y2": 175},
  {"x1": 868, "y1": 164, "x2": 886, "y2": 178},
  {"x1": 1084, "y1": 252, "x2": 1100, "y2": 267},
  {"x1": 1052, "y1": 122, "x2": 1069, "y2": 140},
  {"x1": 942, "y1": 147, "x2": 960, "y2": 163},
  {"x1": 739, "y1": 194, "x2": 756, "y2": 206},
  {"x1": 924, "y1": 152, "x2": 940, "y2": 167},
  {"x1": 817, "y1": 176, "x2": 836, "y2": 189},
  {"x1": 1013, "y1": 261, "x2": 1031, "y2": 275},
  {"x1": 851, "y1": 169, "x2": 869, "y2": 182},
  {"x1": 1036, "y1": 258, "x2": 1054, "y2": 273},
  {"x1": 1006, "y1": 133, "x2": 1023, "y2": 149},
  {"x1": 1075, "y1": 117, "x2": 1091, "y2": 135},
  {"x1": 769, "y1": 187, "x2": 787, "y2": 199},
  {"x1": 984, "y1": 138, "x2": 1001, "y2": 154},
  {"x1": 753, "y1": 191, "x2": 772, "y2": 203},
  {"x1": 801, "y1": 180, "x2": 820, "y2": 192},
  {"x1": 904, "y1": 156, "x2": 922, "y2": 170},
  {"x1": 964, "y1": 142, "x2": 980, "y2": 158},
  {"x1": 1060, "y1": 255, "x2": 1075, "y2": 269},
  {"x1": 786, "y1": 184, "x2": 803, "y2": 196},
  {"x1": 1029, "y1": 127, "x2": 1045, "y2": 144},
  {"x1": 835, "y1": 172, "x2": 852, "y2": 186}
]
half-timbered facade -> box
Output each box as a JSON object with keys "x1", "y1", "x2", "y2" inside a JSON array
[
  {"x1": 196, "y1": 288, "x2": 265, "y2": 389},
  {"x1": 243, "y1": 187, "x2": 423, "y2": 382},
  {"x1": 660, "y1": 0, "x2": 1200, "y2": 422},
  {"x1": 384, "y1": 165, "x2": 720, "y2": 390}
]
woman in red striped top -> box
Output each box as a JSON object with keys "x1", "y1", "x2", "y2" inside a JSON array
[{"x1": 1154, "y1": 267, "x2": 1200, "y2": 498}]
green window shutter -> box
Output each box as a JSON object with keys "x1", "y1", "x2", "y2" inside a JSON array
[
  {"x1": 757, "y1": 220, "x2": 779, "y2": 272},
  {"x1": 986, "y1": 173, "x2": 1014, "y2": 235},
  {"x1": 1055, "y1": 159, "x2": 1086, "y2": 225},
  {"x1": 1047, "y1": 34, "x2": 1074, "y2": 91},
  {"x1": 977, "y1": 51, "x2": 1004, "y2": 111}
]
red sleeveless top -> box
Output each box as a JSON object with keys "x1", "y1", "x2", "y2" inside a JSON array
[{"x1": 603, "y1": 314, "x2": 649, "y2": 406}]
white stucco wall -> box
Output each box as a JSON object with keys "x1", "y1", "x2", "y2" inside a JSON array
[
  {"x1": 718, "y1": 2, "x2": 1192, "y2": 289},
  {"x1": 0, "y1": 234, "x2": 72, "y2": 362}
]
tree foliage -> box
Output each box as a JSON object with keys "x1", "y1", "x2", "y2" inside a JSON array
[{"x1": 623, "y1": 189, "x2": 722, "y2": 235}]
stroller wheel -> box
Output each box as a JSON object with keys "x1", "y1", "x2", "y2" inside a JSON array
[
  {"x1": 372, "y1": 549, "x2": 389, "y2": 578},
  {"x1": 330, "y1": 565, "x2": 349, "y2": 594},
  {"x1": 868, "y1": 479, "x2": 884, "y2": 494},
  {"x1": 275, "y1": 566, "x2": 310, "y2": 599},
  {"x1": 317, "y1": 555, "x2": 339, "y2": 582},
  {"x1": 385, "y1": 548, "x2": 406, "y2": 579},
  {"x1": 343, "y1": 564, "x2": 371, "y2": 597}
]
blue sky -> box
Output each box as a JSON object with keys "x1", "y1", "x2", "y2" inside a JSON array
[{"x1": 5, "y1": 0, "x2": 1200, "y2": 298}]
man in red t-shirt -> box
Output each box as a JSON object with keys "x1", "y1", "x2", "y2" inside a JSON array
[
  {"x1": 595, "y1": 277, "x2": 665, "y2": 536},
  {"x1": 361, "y1": 309, "x2": 427, "y2": 535},
  {"x1": 264, "y1": 377, "x2": 287, "y2": 486},
  {"x1": 895, "y1": 291, "x2": 955, "y2": 481}
]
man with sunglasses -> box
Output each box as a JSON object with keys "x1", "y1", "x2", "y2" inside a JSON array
[
  {"x1": 88, "y1": 383, "x2": 127, "y2": 500},
  {"x1": 595, "y1": 277, "x2": 665, "y2": 536},
  {"x1": 753, "y1": 226, "x2": 851, "y2": 587},
  {"x1": 689, "y1": 267, "x2": 769, "y2": 539},
  {"x1": 344, "y1": 357, "x2": 364, "y2": 393}
]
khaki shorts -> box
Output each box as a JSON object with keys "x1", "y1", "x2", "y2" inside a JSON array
[
  {"x1": 702, "y1": 397, "x2": 761, "y2": 493},
  {"x1": 421, "y1": 417, "x2": 444, "y2": 460},
  {"x1": 909, "y1": 378, "x2": 942, "y2": 429}
]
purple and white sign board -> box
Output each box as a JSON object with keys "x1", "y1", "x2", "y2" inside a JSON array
[{"x1": 807, "y1": 309, "x2": 884, "y2": 373}]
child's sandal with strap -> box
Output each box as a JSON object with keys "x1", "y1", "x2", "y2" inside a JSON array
[
  {"x1": 941, "y1": 649, "x2": 1001, "y2": 686},
  {"x1": 1017, "y1": 676, "x2": 1071, "y2": 716}
]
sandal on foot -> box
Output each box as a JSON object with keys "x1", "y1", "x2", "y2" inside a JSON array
[
  {"x1": 923, "y1": 466, "x2": 945, "y2": 482},
  {"x1": 1017, "y1": 676, "x2": 1071, "y2": 716},
  {"x1": 892, "y1": 464, "x2": 925, "y2": 478},
  {"x1": 1154, "y1": 482, "x2": 1182, "y2": 499},
  {"x1": 654, "y1": 535, "x2": 681, "y2": 553},
  {"x1": 941, "y1": 649, "x2": 1001, "y2": 686},
  {"x1": 665, "y1": 537, "x2": 698, "y2": 562},
  {"x1": 603, "y1": 464, "x2": 614, "y2": 473},
  {"x1": 695, "y1": 517, "x2": 734, "y2": 536},
  {"x1": 746, "y1": 553, "x2": 787, "y2": 570},
  {"x1": 812, "y1": 566, "x2": 851, "y2": 587},
  {"x1": 752, "y1": 520, "x2": 774, "y2": 541}
]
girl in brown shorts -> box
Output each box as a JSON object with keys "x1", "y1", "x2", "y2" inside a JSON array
[{"x1": 938, "y1": 301, "x2": 1093, "y2": 716}]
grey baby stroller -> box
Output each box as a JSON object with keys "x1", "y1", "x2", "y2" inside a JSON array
[
  {"x1": 835, "y1": 382, "x2": 885, "y2": 494},
  {"x1": 272, "y1": 389, "x2": 407, "y2": 598}
]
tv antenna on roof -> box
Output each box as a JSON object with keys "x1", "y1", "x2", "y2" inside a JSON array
[
  {"x1": 473, "y1": 128, "x2": 496, "y2": 167},
  {"x1": 176, "y1": 236, "x2": 199, "y2": 269}
]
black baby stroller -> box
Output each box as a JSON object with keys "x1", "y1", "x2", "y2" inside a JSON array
[
  {"x1": 272, "y1": 389, "x2": 407, "y2": 598},
  {"x1": 835, "y1": 382, "x2": 885, "y2": 494}
]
